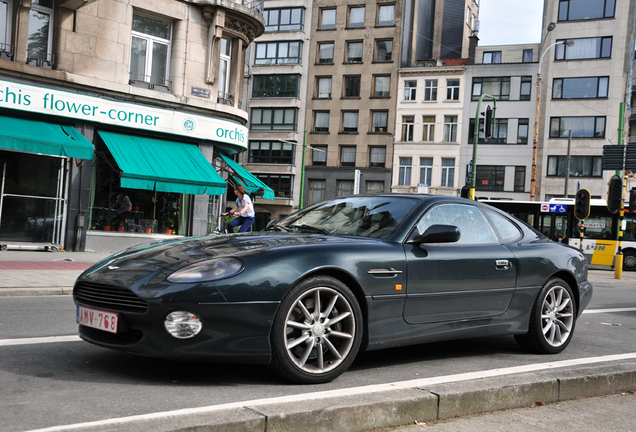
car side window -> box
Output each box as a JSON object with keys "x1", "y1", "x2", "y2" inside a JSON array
[
  {"x1": 484, "y1": 209, "x2": 522, "y2": 243},
  {"x1": 416, "y1": 203, "x2": 498, "y2": 245}
]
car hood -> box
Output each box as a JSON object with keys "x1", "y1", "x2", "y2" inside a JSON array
[{"x1": 84, "y1": 232, "x2": 369, "y2": 275}]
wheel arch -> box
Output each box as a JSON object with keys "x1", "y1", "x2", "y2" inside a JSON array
[{"x1": 550, "y1": 270, "x2": 580, "y2": 313}]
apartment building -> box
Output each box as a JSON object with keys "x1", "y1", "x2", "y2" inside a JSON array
[
  {"x1": 459, "y1": 44, "x2": 539, "y2": 199},
  {"x1": 536, "y1": 0, "x2": 635, "y2": 200},
  {"x1": 241, "y1": 0, "x2": 312, "y2": 226},
  {"x1": 0, "y1": 0, "x2": 264, "y2": 252}
]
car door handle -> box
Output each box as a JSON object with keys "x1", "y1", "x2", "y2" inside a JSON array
[
  {"x1": 368, "y1": 268, "x2": 403, "y2": 277},
  {"x1": 495, "y1": 259, "x2": 511, "y2": 269}
]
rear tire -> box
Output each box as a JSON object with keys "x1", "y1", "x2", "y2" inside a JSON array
[
  {"x1": 270, "y1": 276, "x2": 363, "y2": 384},
  {"x1": 623, "y1": 250, "x2": 636, "y2": 271},
  {"x1": 515, "y1": 278, "x2": 576, "y2": 354}
]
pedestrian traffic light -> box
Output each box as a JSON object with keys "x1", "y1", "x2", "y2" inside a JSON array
[
  {"x1": 629, "y1": 188, "x2": 636, "y2": 214},
  {"x1": 484, "y1": 106, "x2": 494, "y2": 139},
  {"x1": 607, "y1": 175, "x2": 622, "y2": 214},
  {"x1": 574, "y1": 189, "x2": 591, "y2": 220},
  {"x1": 460, "y1": 185, "x2": 470, "y2": 199}
]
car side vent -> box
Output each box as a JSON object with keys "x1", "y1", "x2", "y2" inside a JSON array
[{"x1": 74, "y1": 282, "x2": 149, "y2": 313}]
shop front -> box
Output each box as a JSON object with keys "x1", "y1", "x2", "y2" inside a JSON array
[{"x1": 0, "y1": 77, "x2": 272, "y2": 252}]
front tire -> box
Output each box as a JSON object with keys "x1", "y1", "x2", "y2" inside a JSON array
[
  {"x1": 623, "y1": 250, "x2": 636, "y2": 271},
  {"x1": 515, "y1": 278, "x2": 576, "y2": 354},
  {"x1": 270, "y1": 276, "x2": 363, "y2": 384}
]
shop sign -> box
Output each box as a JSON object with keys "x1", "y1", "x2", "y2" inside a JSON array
[{"x1": 0, "y1": 78, "x2": 247, "y2": 149}]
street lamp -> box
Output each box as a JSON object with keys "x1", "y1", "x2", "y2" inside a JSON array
[{"x1": 530, "y1": 23, "x2": 574, "y2": 200}]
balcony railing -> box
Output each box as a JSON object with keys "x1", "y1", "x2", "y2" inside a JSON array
[
  {"x1": 128, "y1": 72, "x2": 172, "y2": 92},
  {"x1": 0, "y1": 43, "x2": 13, "y2": 61},
  {"x1": 241, "y1": 0, "x2": 264, "y2": 14},
  {"x1": 26, "y1": 50, "x2": 54, "y2": 69}
]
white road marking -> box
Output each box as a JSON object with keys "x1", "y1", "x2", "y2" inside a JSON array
[
  {"x1": 0, "y1": 335, "x2": 81, "y2": 346},
  {"x1": 25, "y1": 352, "x2": 636, "y2": 432},
  {"x1": 582, "y1": 307, "x2": 636, "y2": 314}
]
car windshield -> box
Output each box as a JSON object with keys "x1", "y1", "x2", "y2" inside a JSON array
[{"x1": 276, "y1": 196, "x2": 418, "y2": 239}]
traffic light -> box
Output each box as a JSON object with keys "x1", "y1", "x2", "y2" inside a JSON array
[
  {"x1": 460, "y1": 185, "x2": 470, "y2": 199},
  {"x1": 607, "y1": 175, "x2": 622, "y2": 214},
  {"x1": 484, "y1": 106, "x2": 494, "y2": 139},
  {"x1": 629, "y1": 188, "x2": 636, "y2": 214},
  {"x1": 574, "y1": 189, "x2": 591, "y2": 220}
]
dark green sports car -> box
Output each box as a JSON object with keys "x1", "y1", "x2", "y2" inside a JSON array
[{"x1": 74, "y1": 194, "x2": 592, "y2": 383}]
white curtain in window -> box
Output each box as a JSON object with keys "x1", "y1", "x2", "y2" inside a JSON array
[
  {"x1": 373, "y1": 111, "x2": 388, "y2": 129},
  {"x1": 318, "y1": 78, "x2": 332, "y2": 97},
  {"x1": 319, "y1": 43, "x2": 333, "y2": 61},
  {"x1": 315, "y1": 112, "x2": 329, "y2": 129},
  {"x1": 370, "y1": 147, "x2": 385, "y2": 164},
  {"x1": 341, "y1": 147, "x2": 356, "y2": 163},
  {"x1": 348, "y1": 43, "x2": 362, "y2": 59},
  {"x1": 343, "y1": 112, "x2": 358, "y2": 128},
  {"x1": 378, "y1": 5, "x2": 394, "y2": 24},
  {"x1": 313, "y1": 147, "x2": 327, "y2": 163},
  {"x1": 566, "y1": 38, "x2": 601, "y2": 59},
  {"x1": 350, "y1": 7, "x2": 364, "y2": 25}
]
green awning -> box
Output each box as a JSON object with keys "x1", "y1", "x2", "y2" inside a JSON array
[
  {"x1": 99, "y1": 131, "x2": 227, "y2": 195},
  {"x1": 0, "y1": 115, "x2": 93, "y2": 159},
  {"x1": 219, "y1": 153, "x2": 275, "y2": 200}
]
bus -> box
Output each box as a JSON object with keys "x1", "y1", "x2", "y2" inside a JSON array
[{"x1": 481, "y1": 198, "x2": 636, "y2": 271}]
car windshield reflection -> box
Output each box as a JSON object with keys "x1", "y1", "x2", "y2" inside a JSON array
[{"x1": 278, "y1": 196, "x2": 418, "y2": 239}]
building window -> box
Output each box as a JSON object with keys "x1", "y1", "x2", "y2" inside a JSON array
[
  {"x1": 318, "y1": 42, "x2": 334, "y2": 63},
  {"x1": 441, "y1": 158, "x2": 455, "y2": 188},
  {"x1": 320, "y1": 8, "x2": 336, "y2": 30},
  {"x1": 422, "y1": 115, "x2": 435, "y2": 141},
  {"x1": 420, "y1": 157, "x2": 433, "y2": 186},
  {"x1": 476, "y1": 165, "x2": 504, "y2": 191},
  {"x1": 254, "y1": 41, "x2": 301, "y2": 65},
  {"x1": 517, "y1": 119, "x2": 529, "y2": 144},
  {"x1": 342, "y1": 111, "x2": 359, "y2": 132},
  {"x1": 555, "y1": 37, "x2": 612, "y2": 60},
  {"x1": 1, "y1": 0, "x2": 14, "y2": 59},
  {"x1": 514, "y1": 166, "x2": 526, "y2": 192},
  {"x1": 404, "y1": 81, "x2": 417, "y2": 100},
  {"x1": 366, "y1": 181, "x2": 384, "y2": 193},
  {"x1": 316, "y1": 76, "x2": 332, "y2": 98},
  {"x1": 346, "y1": 41, "x2": 363, "y2": 62},
  {"x1": 398, "y1": 157, "x2": 412, "y2": 186},
  {"x1": 443, "y1": 116, "x2": 458, "y2": 142},
  {"x1": 314, "y1": 111, "x2": 330, "y2": 132},
  {"x1": 401, "y1": 115, "x2": 414, "y2": 141},
  {"x1": 348, "y1": 6, "x2": 365, "y2": 28},
  {"x1": 547, "y1": 155, "x2": 602, "y2": 177},
  {"x1": 377, "y1": 4, "x2": 395, "y2": 26},
  {"x1": 337, "y1": 180, "x2": 354, "y2": 196},
  {"x1": 552, "y1": 76, "x2": 609, "y2": 99},
  {"x1": 483, "y1": 51, "x2": 501, "y2": 64},
  {"x1": 130, "y1": 12, "x2": 172, "y2": 85},
  {"x1": 520, "y1": 76, "x2": 532, "y2": 100},
  {"x1": 549, "y1": 116, "x2": 606, "y2": 138},
  {"x1": 218, "y1": 37, "x2": 232, "y2": 100},
  {"x1": 309, "y1": 180, "x2": 325, "y2": 204},
  {"x1": 371, "y1": 111, "x2": 388, "y2": 132},
  {"x1": 424, "y1": 79, "x2": 437, "y2": 101},
  {"x1": 257, "y1": 174, "x2": 293, "y2": 198},
  {"x1": 263, "y1": 8, "x2": 304, "y2": 32},
  {"x1": 372, "y1": 75, "x2": 390, "y2": 97},
  {"x1": 344, "y1": 76, "x2": 361, "y2": 97},
  {"x1": 523, "y1": 49, "x2": 533, "y2": 62},
  {"x1": 252, "y1": 74, "x2": 300, "y2": 98},
  {"x1": 558, "y1": 0, "x2": 615, "y2": 21},
  {"x1": 446, "y1": 79, "x2": 460, "y2": 100},
  {"x1": 375, "y1": 39, "x2": 392, "y2": 61},
  {"x1": 27, "y1": 0, "x2": 55, "y2": 68},
  {"x1": 248, "y1": 141, "x2": 294, "y2": 164},
  {"x1": 472, "y1": 77, "x2": 511, "y2": 101},
  {"x1": 312, "y1": 146, "x2": 327, "y2": 166},
  {"x1": 340, "y1": 146, "x2": 356, "y2": 167},
  {"x1": 469, "y1": 118, "x2": 508, "y2": 144},
  {"x1": 250, "y1": 108, "x2": 297, "y2": 130},
  {"x1": 369, "y1": 147, "x2": 386, "y2": 168}
]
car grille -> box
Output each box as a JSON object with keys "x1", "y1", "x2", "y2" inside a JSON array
[{"x1": 74, "y1": 282, "x2": 149, "y2": 313}]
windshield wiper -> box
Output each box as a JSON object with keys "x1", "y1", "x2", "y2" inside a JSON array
[
  {"x1": 264, "y1": 223, "x2": 291, "y2": 232},
  {"x1": 290, "y1": 224, "x2": 331, "y2": 235}
]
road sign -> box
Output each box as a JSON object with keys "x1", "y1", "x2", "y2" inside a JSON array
[{"x1": 541, "y1": 203, "x2": 567, "y2": 213}]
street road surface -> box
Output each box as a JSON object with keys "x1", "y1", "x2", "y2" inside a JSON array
[{"x1": 0, "y1": 270, "x2": 634, "y2": 431}]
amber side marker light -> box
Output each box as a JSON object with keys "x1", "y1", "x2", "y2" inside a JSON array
[{"x1": 395, "y1": 284, "x2": 402, "y2": 291}]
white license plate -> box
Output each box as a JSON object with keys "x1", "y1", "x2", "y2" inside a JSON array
[{"x1": 77, "y1": 306, "x2": 118, "y2": 334}]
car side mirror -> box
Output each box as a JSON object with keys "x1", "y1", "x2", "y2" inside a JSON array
[{"x1": 406, "y1": 224, "x2": 461, "y2": 245}]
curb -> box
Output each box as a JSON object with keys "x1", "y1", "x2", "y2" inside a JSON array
[
  {"x1": 0, "y1": 287, "x2": 72, "y2": 297},
  {"x1": 42, "y1": 362, "x2": 636, "y2": 432}
]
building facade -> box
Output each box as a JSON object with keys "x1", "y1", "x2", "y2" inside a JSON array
[{"x1": 0, "y1": 0, "x2": 265, "y2": 252}]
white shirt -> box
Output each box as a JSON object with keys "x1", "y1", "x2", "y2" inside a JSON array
[{"x1": 236, "y1": 194, "x2": 255, "y2": 217}]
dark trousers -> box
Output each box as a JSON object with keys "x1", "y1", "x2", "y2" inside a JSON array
[{"x1": 228, "y1": 216, "x2": 255, "y2": 233}]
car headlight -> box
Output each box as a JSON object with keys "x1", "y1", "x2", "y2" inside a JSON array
[
  {"x1": 166, "y1": 257, "x2": 245, "y2": 283},
  {"x1": 164, "y1": 311, "x2": 203, "y2": 339}
]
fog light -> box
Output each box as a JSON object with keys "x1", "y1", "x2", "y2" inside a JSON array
[{"x1": 164, "y1": 311, "x2": 203, "y2": 339}]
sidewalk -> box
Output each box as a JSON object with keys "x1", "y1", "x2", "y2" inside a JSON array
[{"x1": 0, "y1": 250, "x2": 112, "y2": 296}]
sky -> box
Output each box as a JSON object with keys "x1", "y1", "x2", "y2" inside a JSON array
[{"x1": 477, "y1": 0, "x2": 544, "y2": 46}]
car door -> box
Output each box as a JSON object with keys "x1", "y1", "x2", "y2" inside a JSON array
[{"x1": 403, "y1": 202, "x2": 517, "y2": 325}]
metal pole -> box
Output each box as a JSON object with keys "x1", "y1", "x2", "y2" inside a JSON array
[
  {"x1": 564, "y1": 129, "x2": 572, "y2": 198},
  {"x1": 299, "y1": 130, "x2": 307, "y2": 210},
  {"x1": 530, "y1": 72, "x2": 541, "y2": 200},
  {"x1": 470, "y1": 94, "x2": 496, "y2": 200}
]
